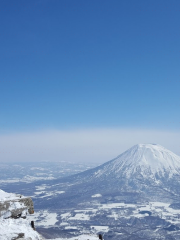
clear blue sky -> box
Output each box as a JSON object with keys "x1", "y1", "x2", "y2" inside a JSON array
[{"x1": 0, "y1": 0, "x2": 180, "y2": 133}]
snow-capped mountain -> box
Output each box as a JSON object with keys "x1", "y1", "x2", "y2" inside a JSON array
[
  {"x1": 59, "y1": 143, "x2": 180, "y2": 185},
  {"x1": 41, "y1": 143, "x2": 180, "y2": 207},
  {"x1": 92, "y1": 143, "x2": 180, "y2": 178}
]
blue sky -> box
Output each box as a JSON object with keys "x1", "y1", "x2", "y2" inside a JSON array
[{"x1": 0, "y1": 0, "x2": 180, "y2": 162}]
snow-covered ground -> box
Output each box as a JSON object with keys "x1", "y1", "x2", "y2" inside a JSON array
[
  {"x1": 56, "y1": 200, "x2": 180, "y2": 233},
  {"x1": 27, "y1": 210, "x2": 58, "y2": 227},
  {"x1": 0, "y1": 217, "x2": 43, "y2": 240},
  {"x1": 0, "y1": 189, "x2": 99, "y2": 240},
  {"x1": 0, "y1": 189, "x2": 21, "y2": 201},
  {"x1": 0, "y1": 175, "x2": 55, "y2": 184},
  {"x1": 91, "y1": 194, "x2": 102, "y2": 198},
  {"x1": 50, "y1": 235, "x2": 98, "y2": 240}
]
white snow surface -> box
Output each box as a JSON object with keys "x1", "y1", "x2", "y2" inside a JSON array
[
  {"x1": 91, "y1": 194, "x2": 102, "y2": 198},
  {"x1": 0, "y1": 189, "x2": 21, "y2": 201},
  {"x1": 27, "y1": 210, "x2": 58, "y2": 227},
  {"x1": 0, "y1": 218, "x2": 43, "y2": 240},
  {"x1": 95, "y1": 144, "x2": 180, "y2": 177},
  {"x1": 50, "y1": 235, "x2": 98, "y2": 240}
]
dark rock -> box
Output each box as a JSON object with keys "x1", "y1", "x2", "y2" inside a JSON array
[
  {"x1": 11, "y1": 233, "x2": 24, "y2": 240},
  {"x1": 0, "y1": 197, "x2": 34, "y2": 219}
]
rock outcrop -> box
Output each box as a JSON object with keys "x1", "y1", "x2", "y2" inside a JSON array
[
  {"x1": 0, "y1": 197, "x2": 34, "y2": 219},
  {"x1": 0, "y1": 189, "x2": 44, "y2": 240}
]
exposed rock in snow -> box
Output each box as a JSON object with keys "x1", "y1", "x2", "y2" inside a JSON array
[
  {"x1": 0, "y1": 189, "x2": 44, "y2": 240},
  {"x1": 0, "y1": 189, "x2": 34, "y2": 219},
  {"x1": 0, "y1": 189, "x2": 98, "y2": 240}
]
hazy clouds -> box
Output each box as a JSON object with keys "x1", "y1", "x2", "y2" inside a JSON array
[{"x1": 0, "y1": 128, "x2": 179, "y2": 164}]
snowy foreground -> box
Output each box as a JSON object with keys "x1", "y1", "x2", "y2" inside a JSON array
[
  {"x1": 50, "y1": 235, "x2": 98, "y2": 240},
  {"x1": 0, "y1": 217, "x2": 97, "y2": 240},
  {"x1": 0, "y1": 189, "x2": 98, "y2": 240},
  {"x1": 0, "y1": 216, "x2": 97, "y2": 240},
  {"x1": 0, "y1": 189, "x2": 43, "y2": 240},
  {"x1": 0, "y1": 217, "x2": 43, "y2": 240}
]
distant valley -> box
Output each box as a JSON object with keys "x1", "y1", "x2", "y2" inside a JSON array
[{"x1": 1, "y1": 144, "x2": 180, "y2": 240}]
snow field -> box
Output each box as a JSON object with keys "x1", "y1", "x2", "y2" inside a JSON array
[
  {"x1": 50, "y1": 234, "x2": 98, "y2": 240},
  {"x1": 27, "y1": 210, "x2": 58, "y2": 227},
  {"x1": 0, "y1": 213, "x2": 43, "y2": 240}
]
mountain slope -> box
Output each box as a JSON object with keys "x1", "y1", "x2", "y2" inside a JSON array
[
  {"x1": 92, "y1": 143, "x2": 180, "y2": 178},
  {"x1": 34, "y1": 144, "x2": 180, "y2": 209}
]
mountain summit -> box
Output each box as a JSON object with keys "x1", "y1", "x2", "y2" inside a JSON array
[{"x1": 93, "y1": 144, "x2": 180, "y2": 178}]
